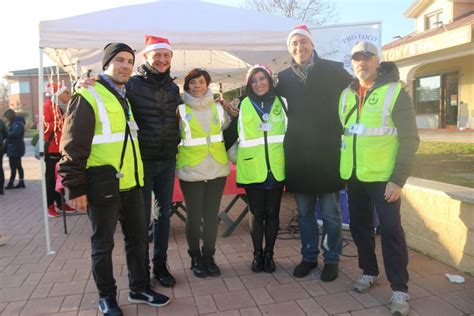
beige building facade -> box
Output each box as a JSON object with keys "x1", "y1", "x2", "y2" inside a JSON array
[{"x1": 383, "y1": 0, "x2": 474, "y2": 129}]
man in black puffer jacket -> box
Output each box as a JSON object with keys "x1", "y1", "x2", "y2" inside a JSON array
[
  {"x1": 126, "y1": 35, "x2": 182, "y2": 288},
  {"x1": 276, "y1": 25, "x2": 352, "y2": 282}
]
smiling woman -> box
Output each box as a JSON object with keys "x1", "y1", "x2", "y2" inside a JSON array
[{"x1": 176, "y1": 68, "x2": 231, "y2": 278}]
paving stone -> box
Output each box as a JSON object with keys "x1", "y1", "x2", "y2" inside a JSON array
[
  {"x1": 314, "y1": 292, "x2": 365, "y2": 314},
  {"x1": 410, "y1": 296, "x2": 464, "y2": 315},
  {"x1": 259, "y1": 301, "x2": 306, "y2": 316},
  {"x1": 266, "y1": 282, "x2": 310, "y2": 302},
  {"x1": 248, "y1": 287, "x2": 274, "y2": 306},
  {"x1": 194, "y1": 294, "x2": 217, "y2": 314},
  {"x1": 189, "y1": 278, "x2": 228, "y2": 296},
  {"x1": 213, "y1": 289, "x2": 256, "y2": 311},
  {"x1": 21, "y1": 296, "x2": 64, "y2": 315}
]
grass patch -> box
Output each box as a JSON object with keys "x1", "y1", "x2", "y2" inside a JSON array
[{"x1": 412, "y1": 141, "x2": 474, "y2": 188}]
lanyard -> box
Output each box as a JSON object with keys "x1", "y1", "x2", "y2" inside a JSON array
[
  {"x1": 100, "y1": 74, "x2": 130, "y2": 120},
  {"x1": 249, "y1": 97, "x2": 273, "y2": 121}
]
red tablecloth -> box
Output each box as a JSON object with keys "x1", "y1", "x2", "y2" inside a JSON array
[{"x1": 172, "y1": 164, "x2": 244, "y2": 202}]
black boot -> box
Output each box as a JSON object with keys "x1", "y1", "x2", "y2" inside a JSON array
[
  {"x1": 5, "y1": 181, "x2": 14, "y2": 190},
  {"x1": 14, "y1": 180, "x2": 25, "y2": 189},
  {"x1": 188, "y1": 249, "x2": 207, "y2": 278},
  {"x1": 202, "y1": 248, "x2": 221, "y2": 277},
  {"x1": 153, "y1": 260, "x2": 176, "y2": 288},
  {"x1": 264, "y1": 251, "x2": 276, "y2": 273},
  {"x1": 251, "y1": 250, "x2": 264, "y2": 272}
]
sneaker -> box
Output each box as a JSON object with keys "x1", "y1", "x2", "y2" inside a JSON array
[
  {"x1": 353, "y1": 274, "x2": 378, "y2": 293},
  {"x1": 390, "y1": 291, "x2": 409, "y2": 315},
  {"x1": 293, "y1": 260, "x2": 318, "y2": 278},
  {"x1": 48, "y1": 205, "x2": 61, "y2": 218},
  {"x1": 128, "y1": 288, "x2": 170, "y2": 307},
  {"x1": 153, "y1": 261, "x2": 176, "y2": 287},
  {"x1": 98, "y1": 296, "x2": 123, "y2": 316},
  {"x1": 59, "y1": 203, "x2": 77, "y2": 213},
  {"x1": 320, "y1": 263, "x2": 339, "y2": 282}
]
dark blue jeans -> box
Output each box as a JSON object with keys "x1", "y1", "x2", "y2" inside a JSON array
[
  {"x1": 142, "y1": 159, "x2": 176, "y2": 270},
  {"x1": 295, "y1": 192, "x2": 342, "y2": 264}
]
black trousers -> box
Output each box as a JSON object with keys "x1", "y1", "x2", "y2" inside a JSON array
[
  {"x1": 0, "y1": 148, "x2": 4, "y2": 189},
  {"x1": 8, "y1": 156, "x2": 24, "y2": 183},
  {"x1": 88, "y1": 187, "x2": 148, "y2": 298},
  {"x1": 245, "y1": 187, "x2": 283, "y2": 254},
  {"x1": 45, "y1": 155, "x2": 62, "y2": 206},
  {"x1": 347, "y1": 180, "x2": 409, "y2": 292},
  {"x1": 180, "y1": 177, "x2": 226, "y2": 253}
]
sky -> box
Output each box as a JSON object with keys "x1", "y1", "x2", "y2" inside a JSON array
[{"x1": 0, "y1": 0, "x2": 414, "y2": 81}]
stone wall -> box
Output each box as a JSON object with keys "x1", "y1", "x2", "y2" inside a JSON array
[{"x1": 402, "y1": 177, "x2": 474, "y2": 275}]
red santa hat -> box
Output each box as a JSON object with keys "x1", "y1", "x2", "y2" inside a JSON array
[
  {"x1": 46, "y1": 83, "x2": 67, "y2": 97},
  {"x1": 287, "y1": 25, "x2": 314, "y2": 48},
  {"x1": 245, "y1": 64, "x2": 273, "y2": 84},
  {"x1": 143, "y1": 35, "x2": 173, "y2": 53}
]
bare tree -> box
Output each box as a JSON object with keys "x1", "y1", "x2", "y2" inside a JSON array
[
  {"x1": 0, "y1": 81, "x2": 9, "y2": 112},
  {"x1": 244, "y1": 0, "x2": 338, "y2": 24}
]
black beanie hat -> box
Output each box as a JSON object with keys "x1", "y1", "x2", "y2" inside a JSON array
[{"x1": 102, "y1": 43, "x2": 135, "y2": 70}]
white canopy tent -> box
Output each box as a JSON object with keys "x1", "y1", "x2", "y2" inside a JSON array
[
  {"x1": 39, "y1": 0, "x2": 303, "y2": 88},
  {"x1": 38, "y1": 0, "x2": 381, "y2": 253}
]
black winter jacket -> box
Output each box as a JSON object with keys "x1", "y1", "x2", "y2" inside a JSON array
[
  {"x1": 6, "y1": 116, "x2": 25, "y2": 158},
  {"x1": 0, "y1": 119, "x2": 7, "y2": 151},
  {"x1": 126, "y1": 64, "x2": 182, "y2": 161},
  {"x1": 276, "y1": 53, "x2": 352, "y2": 194}
]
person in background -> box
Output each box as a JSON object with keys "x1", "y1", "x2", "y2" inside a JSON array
[
  {"x1": 43, "y1": 83, "x2": 76, "y2": 217},
  {"x1": 3, "y1": 109, "x2": 26, "y2": 190},
  {"x1": 59, "y1": 43, "x2": 170, "y2": 315},
  {"x1": 0, "y1": 117, "x2": 7, "y2": 194},
  {"x1": 234, "y1": 65, "x2": 287, "y2": 273},
  {"x1": 177, "y1": 68, "x2": 230, "y2": 278},
  {"x1": 339, "y1": 41, "x2": 419, "y2": 316}
]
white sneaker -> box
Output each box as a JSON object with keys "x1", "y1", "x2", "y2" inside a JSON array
[
  {"x1": 0, "y1": 234, "x2": 6, "y2": 246},
  {"x1": 390, "y1": 291, "x2": 409, "y2": 315},
  {"x1": 353, "y1": 274, "x2": 378, "y2": 293}
]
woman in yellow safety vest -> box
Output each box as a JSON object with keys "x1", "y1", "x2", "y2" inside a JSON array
[
  {"x1": 236, "y1": 65, "x2": 287, "y2": 273},
  {"x1": 176, "y1": 68, "x2": 230, "y2": 278}
]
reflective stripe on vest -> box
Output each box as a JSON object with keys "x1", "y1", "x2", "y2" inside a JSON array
[
  {"x1": 339, "y1": 81, "x2": 402, "y2": 182},
  {"x1": 178, "y1": 104, "x2": 224, "y2": 146},
  {"x1": 238, "y1": 106, "x2": 287, "y2": 148},
  {"x1": 236, "y1": 96, "x2": 287, "y2": 184},
  {"x1": 340, "y1": 82, "x2": 399, "y2": 137},
  {"x1": 87, "y1": 87, "x2": 131, "y2": 145},
  {"x1": 79, "y1": 83, "x2": 144, "y2": 190},
  {"x1": 176, "y1": 103, "x2": 228, "y2": 169}
]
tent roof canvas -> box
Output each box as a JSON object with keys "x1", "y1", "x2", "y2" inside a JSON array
[{"x1": 39, "y1": 0, "x2": 301, "y2": 87}]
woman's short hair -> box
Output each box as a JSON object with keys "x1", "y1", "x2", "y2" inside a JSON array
[{"x1": 184, "y1": 68, "x2": 212, "y2": 92}]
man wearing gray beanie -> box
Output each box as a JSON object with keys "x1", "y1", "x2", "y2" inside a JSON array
[{"x1": 59, "y1": 43, "x2": 170, "y2": 316}]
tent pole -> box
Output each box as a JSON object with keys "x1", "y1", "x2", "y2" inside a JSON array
[{"x1": 38, "y1": 47, "x2": 54, "y2": 255}]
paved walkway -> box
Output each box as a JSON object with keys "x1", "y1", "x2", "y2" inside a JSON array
[{"x1": 0, "y1": 150, "x2": 473, "y2": 315}]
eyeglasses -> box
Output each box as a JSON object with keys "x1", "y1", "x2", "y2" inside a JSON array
[{"x1": 250, "y1": 77, "x2": 267, "y2": 85}]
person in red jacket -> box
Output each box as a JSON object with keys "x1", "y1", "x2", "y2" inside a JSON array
[{"x1": 44, "y1": 83, "x2": 76, "y2": 217}]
